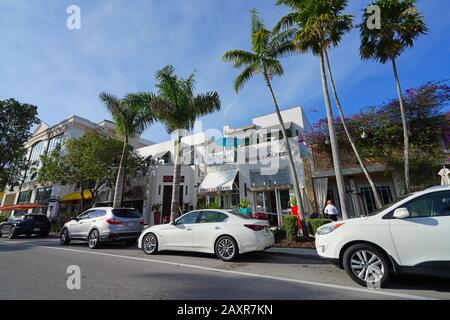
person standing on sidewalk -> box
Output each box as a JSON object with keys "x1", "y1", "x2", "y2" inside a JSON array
[{"x1": 324, "y1": 200, "x2": 339, "y2": 221}]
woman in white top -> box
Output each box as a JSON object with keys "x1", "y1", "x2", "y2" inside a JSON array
[{"x1": 323, "y1": 200, "x2": 339, "y2": 221}]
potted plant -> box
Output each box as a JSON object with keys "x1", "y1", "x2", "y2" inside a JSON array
[
  {"x1": 239, "y1": 198, "x2": 251, "y2": 215},
  {"x1": 253, "y1": 212, "x2": 268, "y2": 220},
  {"x1": 183, "y1": 202, "x2": 192, "y2": 213},
  {"x1": 151, "y1": 203, "x2": 162, "y2": 225}
]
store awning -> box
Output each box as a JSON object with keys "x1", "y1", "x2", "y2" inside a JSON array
[
  {"x1": 0, "y1": 203, "x2": 46, "y2": 212},
  {"x1": 198, "y1": 169, "x2": 239, "y2": 193},
  {"x1": 59, "y1": 190, "x2": 93, "y2": 202}
]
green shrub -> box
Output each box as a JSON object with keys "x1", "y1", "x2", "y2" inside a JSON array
[
  {"x1": 308, "y1": 218, "x2": 333, "y2": 235},
  {"x1": 283, "y1": 215, "x2": 298, "y2": 241},
  {"x1": 0, "y1": 214, "x2": 9, "y2": 223},
  {"x1": 272, "y1": 228, "x2": 286, "y2": 243}
]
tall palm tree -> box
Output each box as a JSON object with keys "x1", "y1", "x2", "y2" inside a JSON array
[
  {"x1": 223, "y1": 9, "x2": 310, "y2": 234},
  {"x1": 99, "y1": 93, "x2": 155, "y2": 208},
  {"x1": 360, "y1": 0, "x2": 427, "y2": 193},
  {"x1": 275, "y1": 0, "x2": 383, "y2": 209},
  {"x1": 274, "y1": 0, "x2": 350, "y2": 218},
  {"x1": 149, "y1": 65, "x2": 221, "y2": 221}
]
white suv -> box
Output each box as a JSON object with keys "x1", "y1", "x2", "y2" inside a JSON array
[
  {"x1": 60, "y1": 207, "x2": 144, "y2": 249},
  {"x1": 315, "y1": 185, "x2": 450, "y2": 287}
]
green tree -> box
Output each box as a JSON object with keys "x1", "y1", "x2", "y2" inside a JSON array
[
  {"x1": 38, "y1": 131, "x2": 144, "y2": 212},
  {"x1": 148, "y1": 65, "x2": 221, "y2": 220},
  {"x1": 308, "y1": 81, "x2": 449, "y2": 192},
  {"x1": 274, "y1": 0, "x2": 351, "y2": 219},
  {"x1": 0, "y1": 99, "x2": 39, "y2": 190},
  {"x1": 222, "y1": 9, "x2": 310, "y2": 233},
  {"x1": 275, "y1": 0, "x2": 383, "y2": 210},
  {"x1": 99, "y1": 93, "x2": 155, "y2": 208},
  {"x1": 360, "y1": 0, "x2": 427, "y2": 193}
]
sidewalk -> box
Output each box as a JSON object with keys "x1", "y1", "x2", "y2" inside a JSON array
[{"x1": 266, "y1": 247, "x2": 318, "y2": 257}]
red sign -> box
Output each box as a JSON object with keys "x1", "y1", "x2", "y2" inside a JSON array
[{"x1": 163, "y1": 176, "x2": 185, "y2": 183}]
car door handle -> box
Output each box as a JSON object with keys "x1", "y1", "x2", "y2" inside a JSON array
[
  {"x1": 214, "y1": 226, "x2": 222, "y2": 230},
  {"x1": 186, "y1": 228, "x2": 193, "y2": 231}
]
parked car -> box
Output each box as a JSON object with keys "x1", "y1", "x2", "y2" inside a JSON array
[
  {"x1": 315, "y1": 185, "x2": 450, "y2": 287},
  {"x1": 138, "y1": 209, "x2": 275, "y2": 261},
  {"x1": 60, "y1": 207, "x2": 144, "y2": 249},
  {"x1": 0, "y1": 213, "x2": 50, "y2": 239}
]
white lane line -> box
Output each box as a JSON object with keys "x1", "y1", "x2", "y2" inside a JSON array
[{"x1": 0, "y1": 240, "x2": 437, "y2": 300}]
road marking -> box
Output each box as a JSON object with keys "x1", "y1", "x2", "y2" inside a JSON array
[{"x1": 0, "y1": 240, "x2": 438, "y2": 300}]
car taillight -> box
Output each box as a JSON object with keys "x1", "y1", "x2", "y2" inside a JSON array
[
  {"x1": 106, "y1": 219, "x2": 123, "y2": 225},
  {"x1": 139, "y1": 219, "x2": 144, "y2": 225},
  {"x1": 244, "y1": 224, "x2": 265, "y2": 231}
]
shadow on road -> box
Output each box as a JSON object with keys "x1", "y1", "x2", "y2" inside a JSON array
[{"x1": 386, "y1": 274, "x2": 450, "y2": 293}]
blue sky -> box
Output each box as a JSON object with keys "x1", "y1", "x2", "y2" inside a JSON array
[{"x1": 1, "y1": 0, "x2": 449, "y2": 143}]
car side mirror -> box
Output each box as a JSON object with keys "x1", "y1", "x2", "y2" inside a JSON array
[
  {"x1": 393, "y1": 208, "x2": 410, "y2": 219},
  {"x1": 71, "y1": 216, "x2": 79, "y2": 221}
]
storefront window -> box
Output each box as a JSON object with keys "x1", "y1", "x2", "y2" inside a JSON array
[{"x1": 34, "y1": 187, "x2": 52, "y2": 213}]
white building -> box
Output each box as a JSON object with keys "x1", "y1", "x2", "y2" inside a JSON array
[
  {"x1": 197, "y1": 107, "x2": 314, "y2": 227},
  {"x1": 0, "y1": 115, "x2": 152, "y2": 218}
]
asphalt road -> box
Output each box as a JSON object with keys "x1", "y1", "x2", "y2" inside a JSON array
[{"x1": 1, "y1": 236, "x2": 449, "y2": 300}]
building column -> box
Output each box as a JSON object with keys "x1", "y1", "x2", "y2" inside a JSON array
[{"x1": 275, "y1": 189, "x2": 282, "y2": 229}]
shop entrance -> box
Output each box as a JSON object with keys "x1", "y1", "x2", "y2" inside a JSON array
[{"x1": 162, "y1": 186, "x2": 184, "y2": 218}]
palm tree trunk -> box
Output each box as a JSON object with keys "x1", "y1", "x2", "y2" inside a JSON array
[
  {"x1": 319, "y1": 50, "x2": 349, "y2": 220},
  {"x1": 324, "y1": 50, "x2": 383, "y2": 210},
  {"x1": 170, "y1": 130, "x2": 182, "y2": 221},
  {"x1": 79, "y1": 181, "x2": 84, "y2": 214},
  {"x1": 263, "y1": 71, "x2": 309, "y2": 237},
  {"x1": 392, "y1": 58, "x2": 410, "y2": 194},
  {"x1": 113, "y1": 137, "x2": 128, "y2": 208}
]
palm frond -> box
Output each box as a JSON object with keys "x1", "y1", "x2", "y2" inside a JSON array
[
  {"x1": 234, "y1": 65, "x2": 258, "y2": 93},
  {"x1": 222, "y1": 50, "x2": 258, "y2": 68}
]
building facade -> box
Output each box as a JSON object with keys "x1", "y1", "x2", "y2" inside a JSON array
[{"x1": 0, "y1": 115, "x2": 152, "y2": 218}]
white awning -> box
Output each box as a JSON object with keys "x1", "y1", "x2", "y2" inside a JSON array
[{"x1": 198, "y1": 169, "x2": 239, "y2": 193}]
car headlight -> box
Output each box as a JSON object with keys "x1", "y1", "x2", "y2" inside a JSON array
[{"x1": 316, "y1": 223, "x2": 344, "y2": 235}]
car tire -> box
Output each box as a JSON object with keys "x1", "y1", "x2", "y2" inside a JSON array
[
  {"x1": 142, "y1": 233, "x2": 158, "y2": 255},
  {"x1": 215, "y1": 236, "x2": 239, "y2": 262},
  {"x1": 60, "y1": 228, "x2": 71, "y2": 245},
  {"x1": 343, "y1": 243, "x2": 392, "y2": 288},
  {"x1": 8, "y1": 226, "x2": 17, "y2": 239},
  {"x1": 88, "y1": 229, "x2": 101, "y2": 249}
]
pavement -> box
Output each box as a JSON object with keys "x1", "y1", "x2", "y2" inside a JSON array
[{"x1": 1, "y1": 236, "x2": 450, "y2": 300}]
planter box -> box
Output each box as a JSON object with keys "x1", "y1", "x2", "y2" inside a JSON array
[{"x1": 239, "y1": 208, "x2": 251, "y2": 215}]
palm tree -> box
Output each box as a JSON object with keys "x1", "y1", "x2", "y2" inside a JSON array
[
  {"x1": 274, "y1": 0, "x2": 351, "y2": 218},
  {"x1": 99, "y1": 92, "x2": 155, "y2": 208},
  {"x1": 360, "y1": 0, "x2": 427, "y2": 193},
  {"x1": 275, "y1": 0, "x2": 383, "y2": 209},
  {"x1": 223, "y1": 9, "x2": 310, "y2": 234},
  {"x1": 149, "y1": 65, "x2": 221, "y2": 221}
]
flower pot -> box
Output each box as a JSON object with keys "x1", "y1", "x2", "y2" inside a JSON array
[{"x1": 153, "y1": 211, "x2": 161, "y2": 225}]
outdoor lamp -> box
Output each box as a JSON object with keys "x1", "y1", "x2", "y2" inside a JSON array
[{"x1": 361, "y1": 130, "x2": 368, "y2": 139}]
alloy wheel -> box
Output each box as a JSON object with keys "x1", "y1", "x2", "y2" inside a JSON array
[
  {"x1": 143, "y1": 234, "x2": 157, "y2": 254},
  {"x1": 217, "y1": 238, "x2": 235, "y2": 260},
  {"x1": 350, "y1": 249, "x2": 384, "y2": 283},
  {"x1": 88, "y1": 230, "x2": 99, "y2": 248}
]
